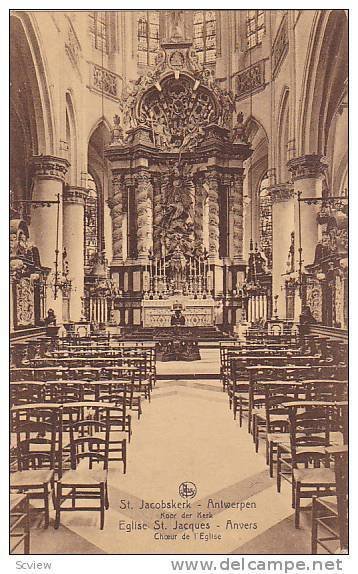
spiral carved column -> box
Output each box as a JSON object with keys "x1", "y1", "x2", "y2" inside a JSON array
[
  {"x1": 231, "y1": 170, "x2": 244, "y2": 260},
  {"x1": 194, "y1": 174, "x2": 204, "y2": 250},
  {"x1": 135, "y1": 170, "x2": 153, "y2": 258},
  {"x1": 110, "y1": 172, "x2": 124, "y2": 262},
  {"x1": 206, "y1": 171, "x2": 220, "y2": 259},
  {"x1": 153, "y1": 174, "x2": 164, "y2": 256}
]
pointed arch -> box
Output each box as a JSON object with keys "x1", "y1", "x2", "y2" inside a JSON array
[
  {"x1": 277, "y1": 87, "x2": 289, "y2": 183},
  {"x1": 243, "y1": 115, "x2": 269, "y2": 258},
  {"x1": 10, "y1": 12, "x2": 56, "y2": 156},
  {"x1": 65, "y1": 91, "x2": 79, "y2": 186},
  {"x1": 298, "y1": 10, "x2": 348, "y2": 156},
  {"x1": 87, "y1": 116, "x2": 113, "y2": 146}
]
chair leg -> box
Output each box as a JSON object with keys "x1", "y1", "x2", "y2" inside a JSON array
[
  {"x1": 255, "y1": 424, "x2": 261, "y2": 453},
  {"x1": 311, "y1": 498, "x2": 318, "y2": 554},
  {"x1": 105, "y1": 482, "x2": 109, "y2": 509},
  {"x1": 269, "y1": 442, "x2": 274, "y2": 478},
  {"x1": 277, "y1": 447, "x2": 282, "y2": 493},
  {"x1": 295, "y1": 482, "x2": 301, "y2": 528},
  {"x1": 265, "y1": 439, "x2": 269, "y2": 466},
  {"x1": 43, "y1": 483, "x2": 50, "y2": 529},
  {"x1": 100, "y1": 484, "x2": 105, "y2": 530},
  {"x1": 54, "y1": 483, "x2": 61, "y2": 529},
  {"x1": 123, "y1": 443, "x2": 127, "y2": 474},
  {"x1": 51, "y1": 476, "x2": 56, "y2": 510}
]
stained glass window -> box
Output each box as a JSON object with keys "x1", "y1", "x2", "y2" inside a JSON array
[
  {"x1": 259, "y1": 173, "x2": 272, "y2": 269},
  {"x1": 88, "y1": 12, "x2": 109, "y2": 53},
  {"x1": 137, "y1": 11, "x2": 160, "y2": 67},
  {"x1": 193, "y1": 11, "x2": 216, "y2": 66},
  {"x1": 247, "y1": 10, "x2": 265, "y2": 49},
  {"x1": 84, "y1": 181, "x2": 99, "y2": 270}
]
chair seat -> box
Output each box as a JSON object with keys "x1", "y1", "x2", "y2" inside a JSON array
[
  {"x1": 11, "y1": 468, "x2": 54, "y2": 487},
  {"x1": 296, "y1": 445, "x2": 329, "y2": 455},
  {"x1": 293, "y1": 467, "x2": 335, "y2": 484},
  {"x1": 267, "y1": 432, "x2": 290, "y2": 444},
  {"x1": 60, "y1": 468, "x2": 107, "y2": 486}
]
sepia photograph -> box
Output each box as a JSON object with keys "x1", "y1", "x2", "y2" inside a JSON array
[{"x1": 8, "y1": 7, "x2": 349, "y2": 558}]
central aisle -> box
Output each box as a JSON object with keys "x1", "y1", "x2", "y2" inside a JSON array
[{"x1": 39, "y1": 378, "x2": 312, "y2": 554}]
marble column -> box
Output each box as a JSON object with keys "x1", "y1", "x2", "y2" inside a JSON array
[
  {"x1": 193, "y1": 174, "x2": 205, "y2": 250},
  {"x1": 30, "y1": 155, "x2": 69, "y2": 320},
  {"x1": 231, "y1": 170, "x2": 244, "y2": 261},
  {"x1": 110, "y1": 171, "x2": 124, "y2": 263},
  {"x1": 288, "y1": 154, "x2": 327, "y2": 319},
  {"x1": 63, "y1": 186, "x2": 87, "y2": 322},
  {"x1": 153, "y1": 175, "x2": 163, "y2": 256},
  {"x1": 135, "y1": 169, "x2": 153, "y2": 259},
  {"x1": 270, "y1": 185, "x2": 294, "y2": 319},
  {"x1": 205, "y1": 170, "x2": 220, "y2": 260}
]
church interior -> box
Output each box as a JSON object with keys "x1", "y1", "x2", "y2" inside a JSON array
[{"x1": 10, "y1": 10, "x2": 348, "y2": 555}]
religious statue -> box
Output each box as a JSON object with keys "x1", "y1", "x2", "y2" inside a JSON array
[
  {"x1": 152, "y1": 114, "x2": 172, "y2": 149},
  {"x1": 111, "y1": 114, "x2": 126, "y2": 145},
  {"x1": 171, "y1": 308, "x2": 186, "y2": 326},
  {"x1": 218, "y1": 89, "x2": 235, "y2": 128},
  {"x1": 170, "y1": 244, "x2": 187, "y2": 292},
  {"x1": 232, "y1": 111, "x2": 247, "y2": 143},
  {"x1": 167, "y1": 10, "x2": 185, "y2": 41},
  {"x1": 44, "y1": 308, "x2": 57, "y2": 326},
  {"x1": 159, "y1": 162, "x2": 195, "y2": 260}
]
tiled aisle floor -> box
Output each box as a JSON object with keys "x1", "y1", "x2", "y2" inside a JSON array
[{"x1": 29, "y1": 376, "x2": 313, "y2": 555}]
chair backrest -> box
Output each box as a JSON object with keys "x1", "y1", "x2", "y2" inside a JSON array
[
  {"x1": 69, "y1": 419, "x2": 110, "y2": 470},
  {"x1": 288, "y1": 405, "x2": 331, "y2": 463},
  {"x1": 15, "y1": 417, "x2": 57, "y2": 471},
  {"x1": 264, "y1": 385, "x2": 301, "y2": 431}
]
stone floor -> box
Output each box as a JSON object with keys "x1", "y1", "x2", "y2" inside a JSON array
[{"x1": 24, "y1": 354, "x2": 320, "y2": 554}]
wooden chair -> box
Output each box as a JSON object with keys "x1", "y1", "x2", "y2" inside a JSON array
[
  {"x1": 286, "y1": 404, "x2": 337, "y2": 528},
  {"x1": 10, "y1": 417, "x2": 57, "y2": 528},
  {"x1": 10, "y1": 493, "x2": 30, "y2": 554},
  {"x1": 263, "y1": 384, "x2": 301, "y2": 477},
  {"x1": 55, "y1": 418, "x2": 110, "y2": 530},
  {"x1": 311, "y1": 445, "x2": 348, "y2": 553}
]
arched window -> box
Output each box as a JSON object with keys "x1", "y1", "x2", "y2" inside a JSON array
[
  {"x1": 193, "y1": 10, "x2": 216, "y2": 65},
  {"x1": 88, "y1": 11, "x2": 109, "y2": 53},
  {"x1": 84, "y1": 178, "x2": 99, "y2": 270},
  {"x1": 247, "y1": 10, "x2": 265, "y2": 49},
  {"x1": 137, "y1": 11, "x2": 160, "y2": 67}
]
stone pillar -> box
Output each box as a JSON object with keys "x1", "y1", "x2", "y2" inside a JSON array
[
  {"x1": 30, "y1": 155, "x2": 69, "y2": 320},
  {"x1": 63, "y1": 186, "x2": 87, "y2": 322},
  {"x1": 110, "y1": 171, "x2": 124, "y2": 263},
  {"x1": 135, "y1": 169, "x2": 153, "y2": 259},
  {"x1": 288, "y1": 154, "x2": 327, "y2": 319},
  {"x1": 231, "y1": 170, "x2": 244, "y2": 261},
  {"x1": 194, "y1": 174, "x2": 205, "y2": 250},
  {"x1": 153, "y1": 175, "x2": 162, "y2": 256},
  {"x1": 205, "y1": 170, "x2": 220, "y2": 259},
  {"x1": 270, "y1": 185, "x2": 294, "y2": 319}
]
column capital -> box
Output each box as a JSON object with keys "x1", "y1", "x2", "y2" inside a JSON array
[
  {"x1": 269, "y1": 184, "x2": 294, "y2": 203},
  {"x1": 63, "y1": 186, "x2": 87, "y2": 205},
  {"x1": 31, "y1": 155, "x2": 70, "y2": 182},
  {"x1": 287, "y1": 154, "x2": 328, "y2": 181},
  {"x1": 134, "y1": 170, "x2": 152, "y2": 184}
]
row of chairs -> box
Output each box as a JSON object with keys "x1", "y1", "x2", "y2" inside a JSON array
[{"x1": 220, "y1": 337, "x2": 348, "y2": 554}]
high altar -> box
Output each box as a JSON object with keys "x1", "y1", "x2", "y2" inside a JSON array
[{"x1": 106, "y1": 15, "x2": 252, "y2": 329}]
